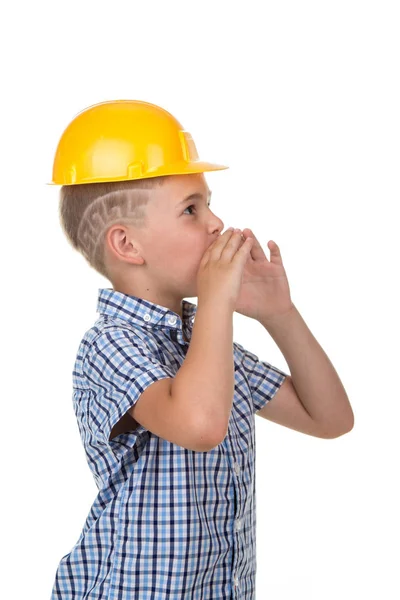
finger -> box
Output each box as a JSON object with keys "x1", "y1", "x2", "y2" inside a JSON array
[
  {"x1": 206, "y1": 228, "x2": 235, "y2": 261},
  {"x1": 242, "y1": 228, "x2": 269, "y2": 262},
  {"x1": 267, "y1": 240, "x2": 283, "y2": 265},
  {"x1": 236, "y1": 234, "x2": 253, "y2": 254},
  {"x1": 207, "y1": 227, "x2": 234, "y2": 250},
  {"x1": 221, "y1": 229, "x2": 247, "y2": 261},
  {"x1": 236, "y1": 235, "x2": 254, "y2": 263}
]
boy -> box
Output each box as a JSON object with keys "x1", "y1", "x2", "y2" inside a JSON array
[{"x1": 49, "y1": 100, "x2": 354, "y2": 599}]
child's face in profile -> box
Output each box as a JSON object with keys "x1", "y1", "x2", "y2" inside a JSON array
[
  {"x1": 111, "y1": 173, "x2": 226, "y2": 309},
  {"x1": 142, "y1": 173, "x2": 225, "y2": 297}
]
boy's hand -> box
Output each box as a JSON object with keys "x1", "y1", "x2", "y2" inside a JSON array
[
  {"x1": 196, "y1": 227, "x2": 254, "y2": 312},
  {"x1": 234, "y1": 228, "x2": 293, "y2": 322}
]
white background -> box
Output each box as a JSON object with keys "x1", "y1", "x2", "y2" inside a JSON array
[{"x1": 1, "y1": 1, "x2": 399, "y2": 598}]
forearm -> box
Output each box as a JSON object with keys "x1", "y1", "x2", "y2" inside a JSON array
[
  {"x1": 171, "y1": 301, "x2": 234, "y2": 443},
  {"x1": 260, "y1": 304, "x2": 354, "y2": 432}
]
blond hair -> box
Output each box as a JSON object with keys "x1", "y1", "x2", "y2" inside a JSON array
[{"x1": 58, "y1": 176, "x2": 168, "y2": 281}]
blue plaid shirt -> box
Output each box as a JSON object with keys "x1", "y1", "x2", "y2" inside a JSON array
[{"x1": 50, "y1": 287, "x2": 287, "y2": 599}]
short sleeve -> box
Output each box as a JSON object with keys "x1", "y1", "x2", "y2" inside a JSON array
[
  {"x1": 82, "y1": 328, "x2": 175, "y2": 444},
  {"x1": 234, "y1": 342, "x2": 289, "y2": 413}
]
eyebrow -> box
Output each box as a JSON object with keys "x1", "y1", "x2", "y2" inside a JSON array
[{"x1": 176, "y1": 190, "x2": 212, "y2": 207}]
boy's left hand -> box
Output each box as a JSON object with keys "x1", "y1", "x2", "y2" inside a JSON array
[{"x1": 234, "y1": 228, "x2": 294, "y2": 322}]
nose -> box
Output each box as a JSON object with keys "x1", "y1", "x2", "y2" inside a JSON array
[{"x1": 215, "y1": 220, "x2": 224, "y2": 235}]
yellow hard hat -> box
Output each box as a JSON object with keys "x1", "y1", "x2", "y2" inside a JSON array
[{"x1": 48, "y1": 99, "x2": 229, "y2": 185}]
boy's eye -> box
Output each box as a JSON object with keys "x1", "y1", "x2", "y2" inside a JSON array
[
  {"x1": 183, "y1": 203, "x2": 211, "y2": 215},
  {"x1": 183, "y1": 204, "x2": 196, "y2": 215}
]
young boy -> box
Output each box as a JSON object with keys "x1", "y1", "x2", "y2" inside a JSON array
[{"x1": 49, "y1": 100, "x2": 354, "y2": 599}]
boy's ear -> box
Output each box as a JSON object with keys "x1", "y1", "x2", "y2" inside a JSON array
[{"x1": 106, "y1": 227, "x2": 145, "y2": 265}]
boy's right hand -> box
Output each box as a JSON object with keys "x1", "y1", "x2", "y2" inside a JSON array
[{"x1": 197, "y1": 228, "x2": 253, "y2": 311}]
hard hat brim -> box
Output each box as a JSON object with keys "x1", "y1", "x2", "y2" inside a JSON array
[
  {"x1": 46, "y1": 161, "x2": 229, "y2": 185},
  {"x1": 145, "y1": 160, "x2": 229, "y2": 177}
]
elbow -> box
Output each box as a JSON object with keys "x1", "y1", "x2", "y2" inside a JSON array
[
  {"x1": 209, "y1": 424, "x2": 228, "y2": 449},
  {"x1": 325, "y1": 404, "x2": 355, "y2": 439},
  {"x1": 340, "y1": 410, "x2": 355, "y2": 436},
  {"x1": 324, "y1": 418, "x2": 355, "y2": 439},
  {"x1": 198, "y1": 425, "x2": 227, "y2": 452}
]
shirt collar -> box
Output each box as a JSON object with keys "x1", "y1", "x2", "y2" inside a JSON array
[{"x1": 96, "y1": 287, "x2": 198, "y2": 332}]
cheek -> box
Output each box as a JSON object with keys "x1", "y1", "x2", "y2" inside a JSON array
[
  {"x1": 153, "y1": 234, "x2": 188, "y2": 263},
  {"x1": 169, "y1": 236, "x2": 203, "y2": 270},
  {"x1": 152, "y1": 225, "x2": 202, "y2": 262}
]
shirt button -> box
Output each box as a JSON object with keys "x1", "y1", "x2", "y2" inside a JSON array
[
  {"x1": 233, "y1": 575, "x2": 240, "y2": 588},
  {"x1": 168, "y1": 315, "x2": 177, "y2": 325},
  {"x1": 144, "y1": 314, "x2": 151, "y2": 322},
  {"x1": 234, "y1": 462, "x2": 240, "y2": 475},
  {"x1": 235, "y1": 518, "x2": 242, "y2": 532}
]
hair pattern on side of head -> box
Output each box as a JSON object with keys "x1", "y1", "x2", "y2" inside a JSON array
[{"x1": 58, "y1": 177, "x2": 168, "y2": 280}]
